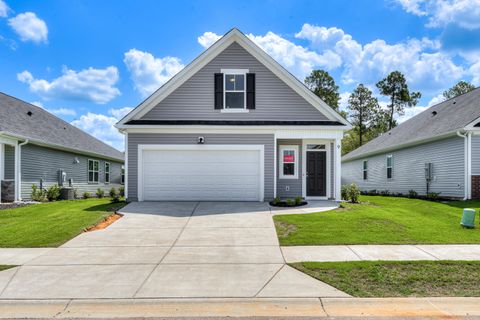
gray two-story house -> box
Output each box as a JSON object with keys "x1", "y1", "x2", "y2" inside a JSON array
[
  {"x1": 116, "y1": 28, "x2": 351, "y2": 202},
  {"x1": 0, "y1": 93, "x2": 124, "y2": 202},
  {"x1": 342, "y1": 87, "x2": 480, "y2": 200}
]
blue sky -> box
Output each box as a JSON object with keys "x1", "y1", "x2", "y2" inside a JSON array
[{"x1": 0, "y1": 0, "x2": 479, "y2": 150}]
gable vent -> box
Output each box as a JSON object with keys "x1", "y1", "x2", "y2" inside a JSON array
[
  {"x1": 431, "y1": 111, "x2": 437, "y2": 116},
  {"x1": 27, "y1": 111, "x2": 33, "y2": 116}
]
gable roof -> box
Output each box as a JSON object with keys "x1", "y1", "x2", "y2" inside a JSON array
[
  {"x1": 342, "y1": 87, "x2": 480, "y2": 162},
  {"x1": 0, "y1": 92, "x2": 124, "y2": 162},
  {"x1": 116, "y1": 28, "x2": 350, "y2": 128}
]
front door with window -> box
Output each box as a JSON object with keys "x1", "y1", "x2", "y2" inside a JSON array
[{"x1": 306, "y1": 151, "x2": 327, "y2": 197}]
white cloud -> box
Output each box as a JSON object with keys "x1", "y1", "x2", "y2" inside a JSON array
[
  {"x1": 427, "y1": 93, "x2": 445, "y2": 106},
  {"x1": 108, "y1": 106, "x2": 133, "y2": 119},
  {"x1": 338, "y1": 91, "x2": 350, "y2": 112},
  {"x1": 50, "y1": 108, "x2": 76, "y2": 116},
  {"x1": 469, "y1": 60, "x2": 480, "y2": 85},
  {"x1": 71, "y1": 112, "x2": 124, "y2": 150},
  {"x1": 396, "y1": 0, "x2": 480, "y2": 30},
  {"x1": 198, "y1": 32, "x2": 221, "y2": 48},
  {"x1": 396, "y1": 105, "x2": 428, "y2": 123},
  {"x1": 8, "y1": 12, "x2": 48, "y2": 43},
  {"x1": 17, "y1": 66, "x2": 120, "y2": 104},
  {"x1": 124, "y1": 49, "x2": 184, "y2": 97},
  {"x1": 0, "y1": 0, "x2": 9, "y2": 17},
  {"x1": 30, "y1": 101, "x2": 44, "y2": 108}
]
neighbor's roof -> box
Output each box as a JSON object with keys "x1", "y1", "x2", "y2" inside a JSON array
[
  {"x1": 0, "y1": 92, "x2": 124, "y2": 162},
  {"x1": 342, "y1": 87, "x2": 480, "y2": 162}
]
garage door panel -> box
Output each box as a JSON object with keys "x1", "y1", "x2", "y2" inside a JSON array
[{"x1": 141, "y1": 148, "x2": 262, "y2": 201}]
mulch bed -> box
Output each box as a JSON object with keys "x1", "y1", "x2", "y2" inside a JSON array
[
  {"x1": 85, "y1": 213, "x2": 123, "y2": 232},
  {"x1": 269, "y1": 201, "x2": 308, "y2": 207}
]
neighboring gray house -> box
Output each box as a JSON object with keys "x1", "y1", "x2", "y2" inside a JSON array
[
  {"x1": 0, "y1": 93, "x2": 124, "y2": 202},
  {"x1": 116, "y1": 28, "x2": 351, "y2": 202},
  {"x1": 342, "y1": 87, "x2": 480, "y2": 200}
]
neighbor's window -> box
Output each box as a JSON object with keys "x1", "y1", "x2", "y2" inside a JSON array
[
  {"x1": 386, "y1": 155, "x2": 393, "y2": 179},
  {"x1": 224, "y1": 72, "x2": 245, "y2": 109},
  {"x1": 363, "y1": 160, "x2": 368, "y2": 180},
  {"x1": 88, "y1": 159, "x2": 99, "y2": 183},
  {"x1": 279, "y1": 146, "x2": 298, "y2": 179},
  {"x1": 105, "y1": 162, "x2": 110, "y2": 184}
]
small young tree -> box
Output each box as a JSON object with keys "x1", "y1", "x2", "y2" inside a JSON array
[
  {"x1": 348, "y1": 84, "x2": 379, "y2": 146},
  {"x1": 443, "y1": 80, "x2": 475, "y2": 100},
  {"x1": 376, "y1": 71, "x2": 421, "y2": 130},
  {"x1": 304, "y1": 70, "x2": 340, "y2": 111}
]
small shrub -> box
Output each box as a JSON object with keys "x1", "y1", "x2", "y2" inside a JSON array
[
  {"x1": 380, "y1": 190, "x2": 390, "y2": 196},
  {"x1": 46, "y1": 184, "x2": 61, "y2": 201},
  {"x1": 109, "y1": 187, "x2": 117, "y2": 198},
  {"x1": 83, "y1": 192, "x2": 92, "y2": 199},
  {"x1": 408, "y1": 190, "x2": 418, "y2": 198},
  {"x1": 272, "y1": 197, "x2": 281, "y2": 205},
  {"x1": 119, "y1": 186, "x2": 125, "y2": 197},
  {"x1": 73, "y1": 188, "x2": 79, "y2": 199},
  {"x1": 341, "y1": 185, "x2": 349, "y2": 200},
  {"x1": 31, "y1": 184, "x2": 47, "y2": 202},
  {"x1": 294, "y1": 196, "x2": 303, "y2": 205},
  {"x1": 285, "y1": 198, "x2": 294, "y2": 206},
  {"x1": 96, "y1": 188, "x2": 105, "y2": 198},
  {"x1": 110, "y1": 193, "x2": 121, "y2": 203},
  {"x1": 367, "y1": 189, "x2": 378, "y2": 196},
  {"x1": 347, "y1": 183, "x2": 360, "y2": 203},
  {"x1": 427, "y1": 192, "x2": 440, "y2": 201}
]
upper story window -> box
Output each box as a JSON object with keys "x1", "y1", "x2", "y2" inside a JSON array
[
  {"x1": 214, "y1": 70, "x2": 255, "y2": 111},
  {"x1": 363, "y1": 160, "x2": 368, "y2": 180},
  {"x1": 386, "y1": 155, "x2": 393, "y2": 179},
  {"x1": 279, "y1": 145, "x2": 298, "y2": 179},
  {"x1": 225, "y1": 72, "x2": 245, "y2": 109},
  {"x1": 88, "y1": 159, "x2": 99, "y2": 183}
]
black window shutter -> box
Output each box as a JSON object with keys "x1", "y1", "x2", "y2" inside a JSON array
[
  {"x1": 214, "y1": 73, "x2": 223, "y2": 109},
  {"x1": 246, "y1": 73, "x2": 255, "y2": 109}
]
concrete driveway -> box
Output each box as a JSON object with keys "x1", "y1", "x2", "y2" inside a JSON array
[{"x1": 0, "y1": 202, "x2": 347, "y2": 299}]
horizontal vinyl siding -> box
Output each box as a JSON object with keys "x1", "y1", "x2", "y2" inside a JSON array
[
  {"x1": 128, "y1": 133, "x2": 275, "y2": 201},
  {"x1": 141, "y1": 42, "x2": 329, "y2": 121},
  {"x1": 342, "y1": 136, "x2": 465, "y2": 198},
  {"x1": 3, "y1": 145, "x2": 14, "y2": 180},
  {"x1": 471, "y1": 135, "x2": 480, "y2": 175},
  {"x1": 20, "y1": 144, "x2": 123, "y2": 200},
  {"x1": 276, "y1": 140, "x2": 302, "y2": 199}
]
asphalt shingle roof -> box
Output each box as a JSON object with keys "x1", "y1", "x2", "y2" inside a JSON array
[
  {"x1": 343, "y1": 87, "x2": 480, "y2": 162},
  {"x1": 0, "y1": 92, "x2": 124, "y2": 162}
]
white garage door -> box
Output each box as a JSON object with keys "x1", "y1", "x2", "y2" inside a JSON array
[{"x1": 139, "y1": 145, "x2": 263, "y2": 201}]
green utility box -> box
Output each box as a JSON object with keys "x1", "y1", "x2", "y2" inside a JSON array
[{"x1": 461, "y1": 208, "x2": 476, "y2": 228}]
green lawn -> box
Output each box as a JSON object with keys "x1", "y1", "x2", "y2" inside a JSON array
[
  {"x1": 0, "y1": 199, "x2": 125, "y2": 248},
  {"x1": 274, "y1": 196, "x2": 480, "y2": 245},
  {"x1": 293, "y1": 261, "x2": 480, "y2": 297}
]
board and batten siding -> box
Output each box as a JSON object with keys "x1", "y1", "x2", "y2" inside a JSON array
[
  {"x1": 20, "y1": 144, "x2": 123, "y2": 200},
  {"x1": 342, "y1": 136, "x2": 465, "y2": 198},
  {"x1": 127, "y1": 133, "x2": 275, "y2": 201},
  {"x1": 140, "y1": 42, "x2": 329, "y2": 121},
  {"x1": 3, "y1": 145, "x2": 15, "y2": 180},
  {"x1": 276, "y1": 139, "x2": 302, "y2": 199}
]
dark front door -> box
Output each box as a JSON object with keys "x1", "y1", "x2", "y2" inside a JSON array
[{"x1": 306, "y1": 151, "x2": 327, "y2": 197}]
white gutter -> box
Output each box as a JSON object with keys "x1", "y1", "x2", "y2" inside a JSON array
[
  {"x1": 15, "y1": 139, "x2": 29, "y2": 201},
  {"x1": 457, "y1": 131, "x2": 471, "y2": 200}
]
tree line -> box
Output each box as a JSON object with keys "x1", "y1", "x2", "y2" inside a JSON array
[{"x1": 304, "y1": 70, "x2": 476, "y2": 155}]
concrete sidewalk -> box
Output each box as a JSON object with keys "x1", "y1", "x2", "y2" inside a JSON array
[
  {"x1": 1, "y1": 297, "x2": 480, "y2": 318},
  {"x1": 282, "y1": 244, "x2": 480, "y2": 262}
]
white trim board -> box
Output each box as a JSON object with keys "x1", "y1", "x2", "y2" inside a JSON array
[
  {"x1": 137, "y1": 144, "x2": 265, "y2": 202},
  {"x1": 116, "y1": 28, "x2": 350, "y2": 128}
]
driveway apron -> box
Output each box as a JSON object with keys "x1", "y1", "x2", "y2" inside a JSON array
[{"x1": 0, "y1": 201, "x2": 347, "y2": 299}]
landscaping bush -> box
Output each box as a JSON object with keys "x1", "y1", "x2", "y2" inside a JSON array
[
  {"x1": 46, "y1": 185, "x2": 61, "y2": 201},
  {"x1": 31, "y1": 184, "x2": 47, "y2": 202},
  {"x1": 96, "y1": 188, "x2": 105, "y2": 198},
  {"x1": 285, "y1": 198, "x2": 294, "y2": 206},
  {"x1": 109, "y1": 187, "x2": 117, "y2": 198},
  {"x1": 341, "y1": 185, "x2": 349, "y2": 200},
  {"x1": 380, "y1": 190, "x2": 390, "y2": 196},
  {"x1": 110, "y1": 193, "x2": 121, "y2": 203},
  {"x1": 427, "y1": 192, "x2": 440, "y2": 201},
  {"x1": 82, "y1": 192, "x2": 92, "y2": 199},
  {"x1": 119, "y1": 186, "x2": 125, "y2": 197},
  {"x1": 408, "y1": 190, "x2": 418, "y2": 198},
  {"x1": 295, "y1": 196, "x2": 303, "y2": 206},
  {"x1": 347, "y1": 183, "x2": 360, "y2": 203},
  {"x1": 272, "y1": 197, "x2": 281, "y2": 205}
]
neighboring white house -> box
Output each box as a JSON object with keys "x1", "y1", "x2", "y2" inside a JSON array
[
  {"x1": 342, "y1": 87, "x2": 480, "y2": 200},
  {"x1": 116, "y1": 28, "x2": 351, "y2": 202}
]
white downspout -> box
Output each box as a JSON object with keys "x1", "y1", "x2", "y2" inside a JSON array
[
  {"x1": 15, "y1": 139, "x2": 29, "y2": 201},
  {"x1": 457, "y1": 131, "x2": 469, "y2": 200}
]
